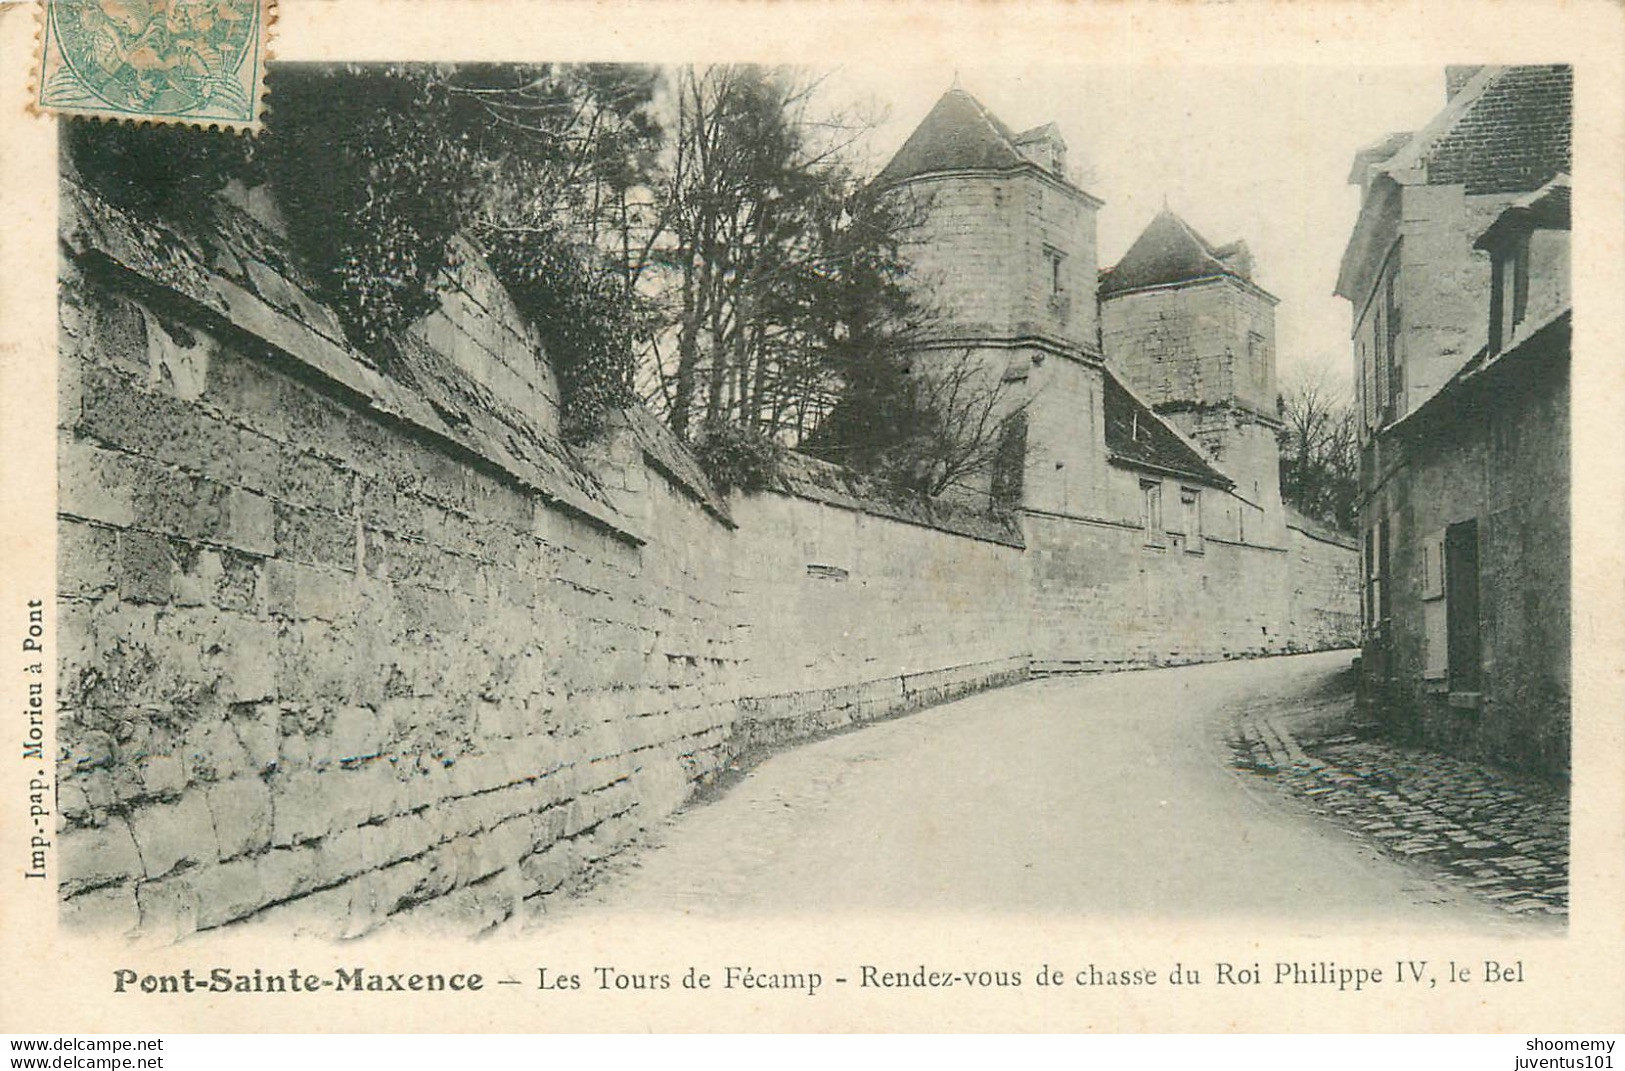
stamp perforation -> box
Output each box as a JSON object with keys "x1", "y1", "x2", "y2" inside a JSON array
[{"x1": 30, "y1": 0, "x2": 274, "y2": 133}]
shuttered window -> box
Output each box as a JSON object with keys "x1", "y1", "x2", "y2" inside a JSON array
[{"x1": 1445, "y1": 519, "x2": 1482, "y2": 691}]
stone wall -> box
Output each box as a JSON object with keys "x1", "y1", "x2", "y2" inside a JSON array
[
  {"x1": 56, "y1": 260, "x2": 742, "y2": 938},
  {"x1": 1024, "y1": 507, "x2": 1294, "y2": 673},
  {"x1": 731, "y1": 454, "x2": 1029, "y2": 748},
  {"x1": 53, "y1": 180, "x2": 1034, "y2": 937},
  {"x1": 55, "y1": 174, "x2": 1359, "y2": 937},
  {"x1": 1284, "y1": 518, "x2": 1363, "y2": 655}
]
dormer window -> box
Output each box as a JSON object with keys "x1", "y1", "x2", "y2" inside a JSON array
[
  {"x1": 1475, "y1": 176, "x2": 1569, "y2": 356},
  {"x1": 1014, "y1": 123, "x2": 1068, "y2": 178}
]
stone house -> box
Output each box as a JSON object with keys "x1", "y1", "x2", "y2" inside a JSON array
[
  {"x1": 1334, "y1": 66, "x2": 1572, "y2": 779},
  {"x1": 880, "y1": 88, "x2": 1360, "y2": 670}
]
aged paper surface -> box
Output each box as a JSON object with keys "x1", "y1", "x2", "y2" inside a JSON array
[{"x1": 1, "y1": 0, "x2": 1622, "y2": 1035}]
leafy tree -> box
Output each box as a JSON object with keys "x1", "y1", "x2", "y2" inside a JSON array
[
  {"x1": 67, "y1": 62, "x2": 665, "y2": 439},
  {"x1": 645, "y1": 65, "x2": 906, "y2": 442}
]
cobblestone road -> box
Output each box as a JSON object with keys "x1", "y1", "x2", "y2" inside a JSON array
[
  {"x1": 532, "y1": 651, "x2": 1546, "y2": 930},
  {"x1": 1228, "y1": 668, "x2": 1568, "y2": 924}
]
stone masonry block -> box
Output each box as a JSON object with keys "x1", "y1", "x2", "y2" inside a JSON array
[
  {"x1": 189, "y1": 858, "x2": 268, "y2": 930},
  {"x1": 61, "y1": 882, "x2": 141, "y2": 934},
  {"x1": 118, "y1": 530, "x2": 172, "y2": 605},
  {"x1": 59, "y1": 520, "x2": 118, "y2": 598},
  {"x1": 228, "y1": 704, "x2": 281, "y2": 774},
  {"x1": 128, "y1": 793, "x2": 218, "y2": 879},
  {"x1": 275, "y1": 504, "x2": 355, "y2": 572},
  {"x1": 322, "y1": 705, "x2": 387, "y2": 764},
  {"x1": 207, "y1": 776, "x2": 273, "y2": 859},
  {"x1": 266, "y1": 560, "x2": 354, "y2": 624},
  {"x1": 255, "y1": 845, "x2": 322, "y2": 904},
  {"x1": 134, "y1": 874, "x2": 199, "y2": 941},
  {"x1": 59, "y1": 818, "x2": 144, "y2": 892},
  {"x1": 222, "y1": 488, "x2": 275, "y2": 557},
  {"x1": 171, "y1": 545, "x2": 223, "y2": 608},
  {"x1": 209, "y1": 618, "x2": 278, "y2": 703},
  {"x1": 136, "y1": 754, "x2": 187, "y2": 797},
  {"x1": 215, "y1": 551, "x2": 263, "y2": 613},
  {"x1": 180, "y1": 716, "x2": 252, "y2": 784},
  {"x1": 57, "y1": 781, "x2": 93, "y2": 824},
  {"x1": 58, "y1": 437, "x2": 136, "y2": 528},
  {"x1": 269, "y1": 770, "x2": 329, "y2": 847}
]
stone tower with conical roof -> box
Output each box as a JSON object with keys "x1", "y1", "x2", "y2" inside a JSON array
[
  {"x1": 1099, "y1": 208, "x2": 1286, "y2": 544},
  {"x1": 879, "y1": 88, "x2": 1102, "y2": 359},
  {"x1": 878, "y1": 87, "x2": 1107, "y2": 514}
]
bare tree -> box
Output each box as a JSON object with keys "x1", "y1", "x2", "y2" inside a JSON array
[
  {"x1": 1278, "y1": 361, "x2": 1359, "y2": 530},
  {"x1": 803, "y1": 346, "x2": 1029, "y2": 505}
]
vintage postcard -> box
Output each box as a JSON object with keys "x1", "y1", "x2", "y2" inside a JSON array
[{"x1": 0, "y1": 0, "x2": 1621, "y2": 1038}]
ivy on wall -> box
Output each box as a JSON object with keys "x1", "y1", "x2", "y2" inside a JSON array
[{"x1": 64, "y1": 63, "x2": 652, "y2": 441}]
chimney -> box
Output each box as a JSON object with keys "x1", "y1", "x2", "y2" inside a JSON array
[{"x1": 1446, "y1": 65, "x2": 1485, "y2": 100}]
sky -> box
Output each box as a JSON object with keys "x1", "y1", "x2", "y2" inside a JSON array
[{"x1": 820, "y1": 64, "x2": 1449, "y2": 394}]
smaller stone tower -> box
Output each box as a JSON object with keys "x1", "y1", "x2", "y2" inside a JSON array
[{"x1": 1099, "y1": 209, "x2": 1286, "y2": 543}]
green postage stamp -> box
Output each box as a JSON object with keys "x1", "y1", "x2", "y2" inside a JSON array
[{"x1": 35, "y1": 0, "x2": 271, "y2": 129}]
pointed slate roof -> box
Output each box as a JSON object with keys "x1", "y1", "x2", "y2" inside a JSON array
[
  {"x1": 877, "y1": 88, "x2": 1030, "y2": 185},
  {"x1": 1098, "y1": 208, "x2": 1253, "y2": 298}
]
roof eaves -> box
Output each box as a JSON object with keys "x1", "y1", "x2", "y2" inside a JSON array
[
  {"x1": 1103, "y1": 271, "x2": 1280, "y2": 306},
  {"x1": 1474, "y1": 173, "x2": 1572, "y2": 250},
  {"x1": 889, "y1": 161, "x2": 1103, "y2": 206},
  {"x1": 1383, "y1": 307, "x2": 1570, "y2": 438}
]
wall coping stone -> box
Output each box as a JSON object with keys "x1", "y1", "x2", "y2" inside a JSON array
[
  {"x1": 763, "y1": 451, "x2": 1025, "y2": 548},
  {"x1": 61, "y1": 176, "x2": 645, "y2": 546}
]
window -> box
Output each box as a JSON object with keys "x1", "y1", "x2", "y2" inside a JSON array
[
  {"x1": 1489, "y1": 234, "x2": 1531, "y2": 354},
  {"x1": 1357, "y1": 340, "x2": 1371, "y2": 434},
  {"x1": 1377, "y1": 516, "x2": 1392, "y2": 630},
  {"x1": 1365, "y1": 517, "x2": 1391, "y2": 639},
  {"x1": 1422, "y1": 531, "x2": 1447, "y2": 681},
  {"x1": 1383, "y1": 270, "x2": 1403, "y2": 420},
  {"x1": 1044, "y1": 246, "x2": 1066, "y2": 298},
  {"x1": 1140, "y1": 479, "x2": 1164, "y2": 546},
  {"x1": 1363, "y1": 526, "x2": 1376, "y2": 633},
  {"x1": 1362, "y1": 249, "x2": 1404, "y2": 429},
  {"x1": 1421, "y1": 534, "x2": 1445, "y2": 601},
  {"x1": 1181, "y1": 489, "x2": 1203, "y2": 553},
  {"x1": 1445, "y1": 519, "x2": 1482, "y2": 691},
  {"x1": 1373, "y1": 302, "x2": 1388, "y2": 422},
  {"x1": 1247, "y1": 332, "x2": 1267, "y2": 394}
]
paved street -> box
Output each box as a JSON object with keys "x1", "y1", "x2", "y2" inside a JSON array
[
  {"x1": 1231, "y1": 682, "x2": 1569, "y2": 921},
  {"x1": 531, "y1": 651, "x2": 1555, "y2": 929}
]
